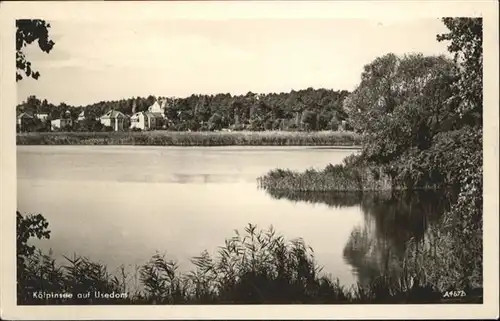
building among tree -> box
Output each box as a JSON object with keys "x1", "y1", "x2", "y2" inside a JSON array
[
  {"x1": 77, "y1": 110, "x2": 86, "y2": 122},
  {"x1": 17, "y1": 112, "x2": 36, "y2": 132},
  {"x1": 129, "y1": 99, "x2": 168, "y2": 130},
  {"x1": 100, "y1": 110, "x2": 129, "y2": 131},
  {"x1": 34, "y1": 113, "x2": 49, "y2": 122},
  {"x1": 147, "y1": 99, "x2": 168, "y2": 116},
  {"x1": 51, "y1": 118, "x2": 73, "y2": 131},
  {"x1": 130, "y1": 111, "x2": 163, "y2": 130}
]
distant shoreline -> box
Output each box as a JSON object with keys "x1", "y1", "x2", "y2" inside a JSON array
[{"x1": 16, "y1": 130, "x2": 362, "y2": 147}]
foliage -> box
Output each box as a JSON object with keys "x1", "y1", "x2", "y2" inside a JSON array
[
  {"x1": 263, "y1": 18, "x2": 483, "y2": 192},
  {"x1": 16, "y1": 19, "x2": 55, "y2": 81},
  {"x1": 343, "y1": 54, "x2": 459, "y2": 176},
  {"x1": 259, "y1": 17, "x2": 483, "y2": 294},
  {"x1": 422, "y1": 20, "x2": 482, "y2": 290},
  {"x1": 16, "y1": 212, "x2": 51, "y2": 302},
  {"x1": 140, "y1": 254, "x2": 186, "y2": 303},
  {"x1": 301, "y1": 110, "x2": 318, "y2": 131},
  {"x1": 17, "y1": 212, "x2": 51, "y2": 261},
  {"x1": 207, "y1": 113, "x2": 223, "y2": 131},
  {"x1": 437, "y1": 17, "x2": 483, "y2": 125},
  {"x1": 74, "y1": 119, "x2": 105, "y2": 132},
  {"x1": 427, "y1": 127, "x2": 483, "y2": 289}
]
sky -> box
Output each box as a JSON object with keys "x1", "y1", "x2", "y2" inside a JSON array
[{"x1": 17, "y1": 18, "x2": 451, "y2": 106}]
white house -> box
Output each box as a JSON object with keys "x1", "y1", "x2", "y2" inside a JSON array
[
  {"x1": 100, "y1": 109, "x2": 128, "y2": 131},
  {"x1": 78, "y1": 110, "x2": 100, "y2": 122},
  {"x1": 34, "y1": 113, "x2": 49, "y2": 122},
  {"x1": 128, "y1": 99, "x2": 167, "y2": 130},
  {"x1": 148, "y1": 100, "x2": 167, "y2": 115},
  {"x1": 77, "y1": 110, "x2": 86, "y2": 122},
  {"x1": 130, "y1": 111, "x2": 163, "y2": 130},
  {"x1": 51, "y1": 118, "x2": 73, "y2": 130}
]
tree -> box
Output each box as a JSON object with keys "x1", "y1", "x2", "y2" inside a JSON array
[
  {"x1": 433, "y1": 17, "x2": 483, "y2": 287},
  {"x1": 26, "y1": 95, "x2": 41, "y2": 113},
  {"x1": 17, "y1": 212, "x2": 51, "y2": 282},
  {"x1": 329, "y1": 117, "x2": 340, "y2": 131},
  {"x1": 342, "y1": 53, "x2": 399, "y2": 134},
  {"x1": 146, "y1": 95, "x2": 156, "y2": 106},
  {"x1": 437, "y1": 17, "x2": 483, "y2": 126},
  {"x1": 208, "y1": 113, "x2": 223, "y2": 131},
  {"x1": 343, "y1": 53, "x2": 462, "y2": 189},
  {"x1": 301, "y1": 110, "x2": 318, "y2": 131},
  {"x1": 16, "y1": 19, "x2": 55, "y2": 81},
  {"x1": 345, "y1": 54, "x2": 456, "y2": 144},
  {"x1": 41, "y1": 98, "x2": 50, "y2": 113}
]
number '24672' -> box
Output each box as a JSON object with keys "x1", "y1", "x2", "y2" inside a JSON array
[{"x1": 442, "y1": 290, "x2": 466, "y2": 298}]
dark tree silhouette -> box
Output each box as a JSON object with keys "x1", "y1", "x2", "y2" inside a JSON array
[{"x1": 16, "y1": 19, "x2": 55, "y2": 81}]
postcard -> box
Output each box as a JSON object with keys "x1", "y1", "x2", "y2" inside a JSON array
[{"x1": 1, "y1": 0, "x2": 498, "y2": 319}]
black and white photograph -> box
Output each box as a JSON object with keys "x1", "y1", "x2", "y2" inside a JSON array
[{"x1": 1, "y1": 1, "x2": 498, "y2": 319}]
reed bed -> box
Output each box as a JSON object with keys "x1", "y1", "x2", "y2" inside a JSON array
[
  {"x1": 258, "y1": 160, "x2": 393, "y2": 192},
  {"x1": 16, "y1": 131, "x2": 362, "y2": 147},
  {"x1": 18, "y1": 212, "x2": 481, "y2": 305},
  {"x1": 17, "y1": 212, "x2": 482, "y2": 305}
]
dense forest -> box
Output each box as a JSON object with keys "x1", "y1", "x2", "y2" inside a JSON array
[{"x1": 16, "y1": 88, "x2": 352, "y2": 132}]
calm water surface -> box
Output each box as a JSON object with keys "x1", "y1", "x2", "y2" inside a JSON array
[{"x1": 17, "y1": 145, "x2": 444, "y2": 288}]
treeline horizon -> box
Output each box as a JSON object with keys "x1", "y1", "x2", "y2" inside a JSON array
[{"x1": 16, "y1": 87, "x2": 353, "y2": 132}]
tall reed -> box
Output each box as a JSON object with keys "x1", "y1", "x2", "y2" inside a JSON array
[
  {"x1": 16, "y1": 131, "x2": 362, "y2": 147},
  {"x1": 18, "y1": 214, "x2": 481, "y2": 305},
  {"x1": 258, "y1": 156, "x2": 393, "y2": 192}
]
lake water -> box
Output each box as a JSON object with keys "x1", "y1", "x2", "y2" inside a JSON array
[{"x1": 16, "y1": 145, "x2": 445, "y2": 289}]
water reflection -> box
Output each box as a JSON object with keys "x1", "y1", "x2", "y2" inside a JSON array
[
  {"x1": 266, "y1": 190, "x2": 364, "y2": 208},
  {"x1": 266, "y1": 189, "x2": 450, "y2": 286}
]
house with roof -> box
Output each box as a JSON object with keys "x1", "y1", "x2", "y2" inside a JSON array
[
  {"x1": 148, "y1": 99, "x2": 167, "y2": 115},
  {"x1": 130, "y1": 111, "x2": 164, "y2": 130},
  {"x1": 129, "y1": 99, "x2": 168, "y2": 130},
  {"x1": 17, "y1": 112, "x2": 36, "y2": 132},
  {"x1": 51, "y1": 110, "x2": 74, "y2": 131},
  {"x1": 77, "y1": 110, "x2": 86, "y2": 122},
  {"x1": 51, "y1": 118, "x2": 73, "y2": 130},
  {"x1": 100, "y1": 109, "x2": 129, "y2": 131}
]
